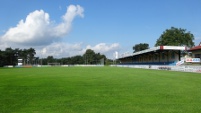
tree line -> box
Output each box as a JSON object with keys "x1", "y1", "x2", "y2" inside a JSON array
[
  {"x1": 133, "y1": 27, "x2": 195, "y2": 53},
  {"x1": 41, "y1": 49, "x2": 107, "y2": 65},
  {"x1": 0, "y1": 48, "x2": 111, "y2": 67},
  {"x1": 0, "y1": 47, "x2": 36, "y2": 67}
]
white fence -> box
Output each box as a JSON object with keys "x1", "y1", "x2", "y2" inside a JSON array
[{"x1": 111, "y1": 65, "x2": 201, "y2": 73}]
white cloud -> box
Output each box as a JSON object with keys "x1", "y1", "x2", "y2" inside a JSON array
[
  {"x1": 37, "y1": 42, "x2": 83, "y2": 58},
  {"x1": 1, "y1": 5, "x2": 84, "y2": 46},
  {"x1": 85, "y1": 43, "x2": 120, "y2": 54},
  {"x1": 0, "y1": 4, "x2": 120, "y2": 59},
  {"x1": 36, "y1": 42, "x2": 120, "y2": 59},
  {"x1": 84, "y1": 43, "x2": 120, "y2": 59}
]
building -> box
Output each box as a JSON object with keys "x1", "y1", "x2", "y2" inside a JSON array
[
  {"x1": 188, "y1": 42, "x2": 201, "y2": 59},
  {"x1": 118, "y1": 46, "x2": 187, "y2": 65}
]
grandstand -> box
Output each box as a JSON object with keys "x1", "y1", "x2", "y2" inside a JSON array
[{"x1": 118, "y1": 46, "x2": 187, "y2": 65}]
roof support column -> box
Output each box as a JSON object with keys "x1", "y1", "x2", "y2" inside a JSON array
[
  {"x1": 178, "y1": 50, "x2": 181, "y2": 61},
  {"x1": 167, "y1": 50, "x2": 169, "y2": 63}
]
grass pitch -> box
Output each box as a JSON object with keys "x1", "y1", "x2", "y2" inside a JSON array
[{"x1": 0, "y1": 67, "x2": 201, "y2": 113}]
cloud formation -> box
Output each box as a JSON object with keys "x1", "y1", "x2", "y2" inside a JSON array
[
  {"x1": 85, "y1": 43, "x2": 120, "y2": 54},
  {"x1": 0, "y1": 4, "x2": 120, "y2": 59},
  {"x1": 1, "y1": 5, "x2": 84, "y2": 46},
  {"x1": 37, "y1": 42, "x2": 83, "y2": 58},
  {"x1": 37, "y1": 42, "x2": 120, "y2": 59}
]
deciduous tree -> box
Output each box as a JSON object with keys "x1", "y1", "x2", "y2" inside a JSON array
[
  {"x1": 133, "y1": 43, "x2": 149, "y2": 53},
  {"x1": 155, "y1": 27, "x2": 194, "y2": 47}
]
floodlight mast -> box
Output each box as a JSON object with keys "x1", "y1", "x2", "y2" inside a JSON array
[
  {"x1": 113, "y1": 51, "x2": 118, "y2": 65},
  {"x1": 115, "y1": 51, "x2": 118, "y2": 59}
]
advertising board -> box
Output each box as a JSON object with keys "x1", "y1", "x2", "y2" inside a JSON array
[{"x1": 185, "y1": 58, "x2": 200, "y2": 62}]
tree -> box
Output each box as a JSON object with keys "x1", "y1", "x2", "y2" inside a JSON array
[
  {"x1": 133, "y1": 43, "x2": 149, "y2": 53},
  {"x1": 95, "y1": 53, "x2": 106, "y2": 64},
  {"x1": 27, "y1": 48, "x2": 36, "y2": 64},
  {"x1": 83, "y1": 49, "x2": 106, "y2": 64},
  {"x1": 0, "y1": 47, "x2": 36, "y2": 66},
  {"x1": 83, "y1": 49, "x2": 96, "y2": 64},
  {"x1": 20, "y1": 49, "x2": 28, "y2": 65},
  {"x1": 71, "y1": 55, "x2": 84, "y2": 64},
  {"x1": 0, "y1": 50, "x2": 5, "y2": 67},
  {"x1": 47, "y1": 56, "x2": 54, "y2": 63},
  {"x1": 61, "y1": 57, "x2": 72, "y2": 64},
  {"x1": 4, "y1": 47, "x2": 15, "y2": 65},
  {"x1": 155, "y1": 27, "x2": 194, "y2": 48}
]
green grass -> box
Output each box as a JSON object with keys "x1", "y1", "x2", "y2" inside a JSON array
[{"x1": 0, "y1": 67, "x2": 201, "y2": 113}]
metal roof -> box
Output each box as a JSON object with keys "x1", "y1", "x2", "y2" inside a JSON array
[{"x1": 119, "y1": 46, "x2": 186, "y2": 59}]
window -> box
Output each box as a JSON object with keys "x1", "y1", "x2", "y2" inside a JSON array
[{"x1": 195, "y1": 54, "x2": 201, "y2": 58}]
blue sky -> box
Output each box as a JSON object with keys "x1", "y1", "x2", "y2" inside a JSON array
[{"x1": 0, "y1": 0, "x2": 201, "y2": 58}]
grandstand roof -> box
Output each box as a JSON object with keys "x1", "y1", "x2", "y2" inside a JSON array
[
  {"x1": 119, "y1": 46, "x2": 186, "y2": 59},
  {"x1": 189, "y1": 43, "x2": 201, "y2": 51}
]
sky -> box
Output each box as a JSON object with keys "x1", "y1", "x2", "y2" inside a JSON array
[{"x1": 0, "y1": 0, "x2": 201, "y2": 59}]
